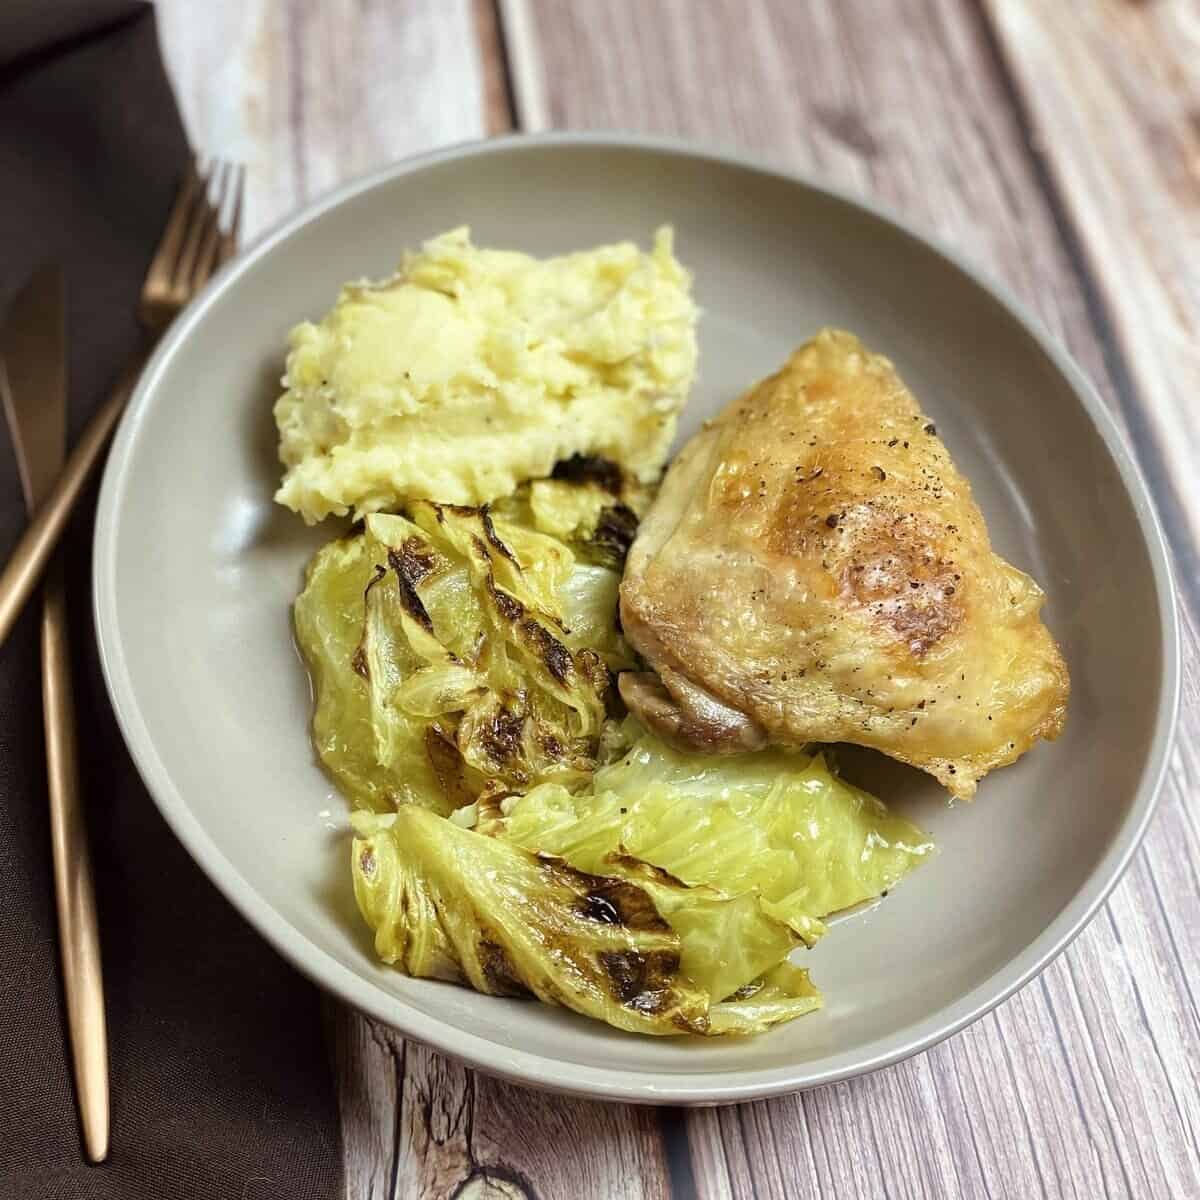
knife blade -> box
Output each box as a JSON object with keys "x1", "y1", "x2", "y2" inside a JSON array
[
  {"x1": 1, "y1": 266, "x2": 66, "y2": 507},
  {"x1": 0, "y1": 267, "x2": 109, "y2": 1163}
]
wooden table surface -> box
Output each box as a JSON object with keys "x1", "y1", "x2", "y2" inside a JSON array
[{"x1": 156, "y1": 2, "x2": 1200, "y2": 1196}]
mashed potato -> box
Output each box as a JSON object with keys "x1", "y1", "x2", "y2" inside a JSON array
[{"x1": 274, "y1": 226, "x2": 698, "y2": 523}]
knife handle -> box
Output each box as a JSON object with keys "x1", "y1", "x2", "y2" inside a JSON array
[
  {"x1": 42, "y1": 556, "x2": 109, "y2": 1163},
  {"x1": 0, "y1": 355, "x2": 143, "y2": 652}
]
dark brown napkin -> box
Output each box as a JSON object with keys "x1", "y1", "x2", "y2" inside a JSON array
[{"x1": 0, "y1": 5, "x2": 343, "y2": 1196}]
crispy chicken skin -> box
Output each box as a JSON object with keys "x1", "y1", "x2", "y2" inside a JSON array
[{"x1": 619, "y1": 329, "x2": 1069, "y2": 799}]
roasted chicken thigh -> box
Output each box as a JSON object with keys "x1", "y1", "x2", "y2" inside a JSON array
[{"x1": 619, "y1": 329, "x2": 1069, "y2": 799}]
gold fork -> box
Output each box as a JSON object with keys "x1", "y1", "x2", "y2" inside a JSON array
[
  {"x1": 0, "y1": 158, "x2": 244, "y2": 652},
  {"x1": 0, "y1": 159, "x2": 242, "y2": 1164}
]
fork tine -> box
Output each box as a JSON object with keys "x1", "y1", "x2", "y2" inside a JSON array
[
  {"x1": 140, "y1": 156, "x2": 244, "y2": 332},
  {"x1": 169, "y1": 162, "x2": 220, "y2": 306},
  {"x1": 190, "y1": 160, "x2": 231, "y2": 290},
  {"x1": 218, "y1": 163, "x2": 245, "y2": 265},
  {"x1": 144, "y1": 161, "x2": 200, "y2": 289}
]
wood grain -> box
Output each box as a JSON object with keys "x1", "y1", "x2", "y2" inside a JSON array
[
  {"x1": 156, "y1": 0, "x2": 488, "y2": 237},
  {"x1": 984, "y1": 0, "x2": 1200, "y2": 599},
  {"x1": 154, "y1": 1, "x2": 1200, "y2": 1196},
  {"x1": 475, "y1": 0, "x2": 516, "y2": 135},
  {"x1": 520, "y1": 0, "x2": 1200, "y2": 1196},
  {"x1": 331, "y1": 1007, "x2": 673, "y2": 1199}
]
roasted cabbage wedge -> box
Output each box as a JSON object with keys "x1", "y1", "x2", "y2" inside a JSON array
[
  {"x1": 294, "y1": 479, "x2": 637, "y2": 814},
  {"x1": 349, "y1": 723, "x2": 932, "y2": 1036},
  {"x1": 352, "y1": 807, "x2": 820, "y2": 1036},
  {"x1": 490, "y1": 720, "x2": 935, "y2": 940}
]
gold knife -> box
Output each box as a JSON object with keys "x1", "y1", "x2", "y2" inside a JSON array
[{"x1": 0, "y1": 267, "x2": 109, "y2": 1163}]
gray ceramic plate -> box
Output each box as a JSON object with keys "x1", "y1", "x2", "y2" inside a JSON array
[{"x1": 93, "y1": 134, "x2": 1180, "y2": 1104}]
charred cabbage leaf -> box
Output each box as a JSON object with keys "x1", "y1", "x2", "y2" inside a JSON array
[
  {"x1": 607, "y1": 856, "x2": 801, "y2": 1004},
  {"x1": 294, "y1": 482, "x2": 637, "y2": 814},
  {"x1": 352, "y1": 807, "x2": 821, "y2": 1035},
  {"x1": 491, "y1": 464, "x2": 652, "y2": 571},
  {"x1": 293, "y1": 533, "x2": 406, "y2": 810},
  {"x1": 493, "y1": 719, "x2": 935, "y2": 937},
  {"x1": 709, "y1": 962, "x2": 822, "y2": 1035}
]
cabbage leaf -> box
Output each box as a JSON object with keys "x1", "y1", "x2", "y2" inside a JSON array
[
  {"x1": 294, "y1": 482, "x2": 636, "y2": 815},
  {"x1": 351, "y1": 807, "x2": 816, "y2": 1035},
  {"x1": 709, "y1": 963, "x2": 822, "y2": 1035},
  {"x1": 496, "y1": 719, "x2": 934, "y2": 936}
]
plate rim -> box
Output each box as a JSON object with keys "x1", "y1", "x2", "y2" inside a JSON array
[{"x1": 93, "y1": 130, "x2": 1182, "y2": 1104}]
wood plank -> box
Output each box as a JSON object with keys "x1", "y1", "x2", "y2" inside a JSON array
[
  {"x1": 983, "y1": 0, "x2": 1200, "y2": 598},
  {"x1": 156, "y1": 0, "x2": 489, "y2": 236},
  {"x1": 518, "y1": 1, "x2": 1200, "y2": 1197},
  {"x1": 332, "y1": 1008, "x2": 674, "y2": 1199},
  {"x1": 496, "y1": 0, "x2": 549, "y2": 131},
  {"x1": 475, "y1": 0, "x2": 516, "y2": 135}
]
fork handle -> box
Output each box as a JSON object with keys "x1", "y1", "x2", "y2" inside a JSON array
[
  {"x1": 42, "y1": 555, "x2": 109, "y2": 1162},
  {"x1": 0, "y1": 352, "x2": 144, "y2": 651}
]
